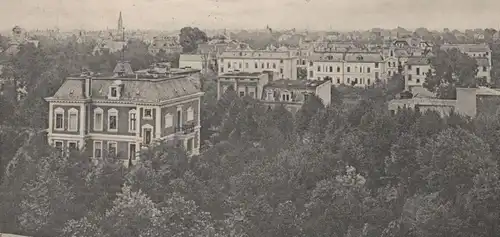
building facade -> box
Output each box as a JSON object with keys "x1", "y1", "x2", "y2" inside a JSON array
[
  {"x1": 440, "y1": 44, "x2": 492, "y2": 83},
  {"x1": 404, "y1": 56, "x2": 432, "y2": 90},
  {"x1": 218, "y1": 50, "x2": 298, "y2": 80},
  {"x1": 45, "y1": 63, "x2": 204, "y2": 166},
  {"x1": 217, "y1": 71, "x2": 331, "y2": 113},
  {"x1": 308, "y1": 52, "x2": 385, "y2": 87}
]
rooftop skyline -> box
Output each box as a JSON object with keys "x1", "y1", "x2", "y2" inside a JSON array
[{"x1": 1, "y1": 0, "x2": 499, "y2": 32}]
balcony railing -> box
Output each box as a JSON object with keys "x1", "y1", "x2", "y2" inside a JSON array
[{"x1": 174, "y1": 123, "x2": 196, "y2": 134}]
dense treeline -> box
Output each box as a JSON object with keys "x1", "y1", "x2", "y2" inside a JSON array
[
  {"x1": 2, "y1": 77, "x2": 500, "y2": 236},
  {"x1": 1, "y1": 36, "x2": 500, "y2": 237}
]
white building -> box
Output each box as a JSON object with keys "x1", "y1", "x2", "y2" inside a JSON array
[
  {"x1": 404, "y1": 56, "x2": 432, "y2": 90},
  {"x1": 218, "y1": 50, "x2": 298, "y2": 80},
  {"x1": 440, "y1": 44, "x2": 492, "y2": 83},
  {"x1": 179, "y1": 54, "x2": 205, "y2": 71},
  {"x1": 308, "y1": 52, "x2": 385, "y2": 87}
]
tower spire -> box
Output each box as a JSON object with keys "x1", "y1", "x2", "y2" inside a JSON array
[{"x1": 118, "y1": 11, "x2": 123, "y2": 32}]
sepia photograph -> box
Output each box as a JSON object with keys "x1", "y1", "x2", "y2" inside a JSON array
[{"x1": 1, "y1": 0, "x2": 500, "y2": 236}]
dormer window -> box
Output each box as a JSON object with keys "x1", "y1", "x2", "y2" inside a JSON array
[{"x1": 110, "y1": 87, "x2": 118, "y2": 98}]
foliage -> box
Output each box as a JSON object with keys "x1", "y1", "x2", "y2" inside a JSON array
[
  {"x1": 179, "y1": 27, "x2": 208, "y2": 53},
  {"x1": 423, "y1": 48, "x2": 479, "y2": 99},
  {"x1": 3, "y1": 31, "x2": 500, "y2": 237}
]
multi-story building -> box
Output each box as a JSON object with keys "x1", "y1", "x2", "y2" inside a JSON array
[
  {"x1": 218, "y1": 50, "x2": 298, "y2": 80},
  {"x1": 404, "y1": 56, "x2": 432, "y2": 90},
  {"x1": 217, "y1": 71, "x2": 275, "y2": 100},
  {"x1": 45, "y1": 62, "x2": 204, "y2": 167},
  {"x1": 261, "y1": 79, "x2": 331, "y2": 113},
  {"x1": 217, "y1": 71, "x2": 331, "y2": 113},
  {"x1": 308, "y1": 52, "x2": 385, "y2": 87}
]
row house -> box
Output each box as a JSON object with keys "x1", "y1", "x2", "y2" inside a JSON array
[
  {"x1": 308, "y1": 52, "x2": 385, "y2": 87},
  {"x1": 217, "y1": 71, "x2": 331, "y2": 113},
  {"x1": 45, "y1": 62, "x2": 204, "y2": 167},
  {"x1": 218, "y1": 50, "x2": 298, "y2": 80}
]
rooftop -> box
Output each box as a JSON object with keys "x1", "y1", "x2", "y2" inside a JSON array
[
  {"x1": 265, "y1": 79, "x2": 329, "y2": 90},
  {"x1": 219, "y1": 71, "x2": 264, "y2": 77},
  {"x1": 220, "y1": 50, "x2": 297, "y2": 59},
  {"x1": 440, "y1": 44, "x2": 491, "y2": 53},
  {"x1": 406, "y1": 56, "x2": 431, "y2": 65}
]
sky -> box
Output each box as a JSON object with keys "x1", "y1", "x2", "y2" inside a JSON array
[{"x1": 0, "y1": 0, "x2": 499, "y2": 31}]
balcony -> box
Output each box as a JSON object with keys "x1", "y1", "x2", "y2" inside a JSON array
[{"x1": 174, "y1": 123, "x2": 196, "y2": 135}]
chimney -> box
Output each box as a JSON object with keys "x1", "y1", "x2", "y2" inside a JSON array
[{"x1": 455, "y1": 88, "x2": 477, "y2": 118}]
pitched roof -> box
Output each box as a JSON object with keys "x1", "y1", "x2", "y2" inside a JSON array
[
  {"x1": 406, "y1": 56, "x2": 431, "y2": 65},
  {"x1": 344, "y1": 53, "x2": 384, "y2": 62},
  {"x1": 49, "y1": 75, "x2": 201, "y2": 103},
  {"x1": 265, "y1": 79, "x2": 328, "y2": 90},
  {"x1": 180, "y1": 54, "x2": 203, "y2": 62},
  {"x1": 440, "y1": 44, "x2": 491, "y2": 53}
]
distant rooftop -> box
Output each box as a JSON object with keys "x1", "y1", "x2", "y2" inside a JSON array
[
  {"x1": 219, "y1": 71, "x2": 264, "y2": 77},
  {"x1": 265, "y1": 79, "x2": 328, "y2": 90}
]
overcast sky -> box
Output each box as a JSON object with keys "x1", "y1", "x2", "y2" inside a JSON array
[{"x1": 0, "y1": 0, "x2": 498, "y2": 31}]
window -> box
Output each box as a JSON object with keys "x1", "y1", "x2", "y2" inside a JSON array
[
  {"x1": 337, "y1": 67, "x2": 340, "y2": 72},
  {"x1": 280, "y1": 68, "x2": 283, "y2": 74},
  {"x1": 108, "y1": 142, "x2": 117, "y2": 157},
  {"x1": 220, "y1": 67, "x2": 224, "y2": 73},
  {"x1": 337, "y1": 78, "x2": 340, "y2": 84},
  {"x1": 273, "y1": 63, "x2": 276, "y2": 69},
  {"x1": 261, "y1": 63, "x2": 265, "y2": 68},
  {"x1": 227, "y1": 62, "x2": 231, "y2": 68},
  {"x1": 266, "y1": 62, "x2": 270, "y2": 68},
  {"x1": 94, "y1": 108, "x2": 103, "y2": 131},
  {"x1": 359, "y1": 67, "x2": 363, "y2": 73},
  {"x1": 416, "y1": 79, "x2": 420, "y2": 83},
  {"x1": 249, "y1": 91, "x2": 255, "y2": 98},
  {"x1": 54, "y1": 107, "x2": 64, "y2": 130},
  {"x1": 108, "y1": 109, "x2": 118, "y2": 131},
  {"x1": 317, "y1": 66, "x2": 321, "y2": 72},
  {"x1": 187, "y1": 138, "x2": 193, "y2": 153},
  {"x1": 375, "y1": 62, "x2": 379, "y2": 68},
  {"x1": 239, "y1": 63, "x2": 242, "y2": 68},
  {"x1": 187, "y1": 107, "x2": 194, "y2": 121},
  {"x1": 144, "y1": 109, "x2": 153, "y2": 119},
  {"x1": 309, "y1": 61, "x2": 313, "y2": 66},
  {"x1": 68, "y1": 141, "x2": 78, "y2": 151},
  {"x1": 177, "y1": 109, "x2": 182, "y2": 129},
  {"x1": 408, "y1": 65, "x2": 412, "y2": 70},
  {"x1": 94, "y1": 141, "x2": 102, "y2": 158},
  {"x1": 416, "y1": 68, "x2": 420, "y2": 75},
  {"x1": 255, "y1": 62, "x2": 258, "y2": 68},
  {"x1": 329, "y1": 66, "x2": 333, "y2": 72},
  {"x1": 110, "y1": 87, "x2": 118, "y2": 98},
  {"x1": 309, "y1": 71, "x2": 313, "y2": 77},
  {"x1": 129, "y1": 143, "x2": 137, "y2": 161},
  {"x1": 347, "y1": 78, "x2": 350, "y2": 83},
  {"x1": 367, "y1": 67, "x2": 371, "y2": 73},
  {"x1": 280, "y1": 59, "x2": 284, "y2": 63},
  {"x1": 347, "y1": 66, "x2": 351, "y2": 72},
  {"x1": 165, "y1": 113, "x2": 173, "y2": 128},
  {"x1": 54, "y1": 141, "x2": 63, "y2": 151},
  {"x1": 367, "y1": 78, "x2": 371, "y2": 85},
  {"x1": 143, "y1": 127, "x2": 152, "y2": 145},
  {"x1": 239, "y1": 91, "x2": 245, "y2": 97},
  {"x1": 68, "y1": 108, "x2": 78, "y2": 132},
  {"x1": 245, "y1": 63, "x2": 249, "y2": 68},
  {"x1": 129, "y1": 109, "x2": 137, "y2": 132},
  {"x1": 408, "y1": 75, "x2": 413, "y2": 81},
  {"x1": 483, "y1": 66, "x2": 487, "y2": 72}
]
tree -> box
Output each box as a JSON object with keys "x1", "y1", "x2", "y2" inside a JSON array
[
  {"x1": 297, "y1": 67, "x2": 307, "y2": 80},
  {"x1": 179, "y1": 27, "x2": 208, "y2": 53},
  {"x1": 423, "y1": 48, "x2": 479, "y2": 99},
  {"x1": 295, "y1": 94, "x2": 325, "y2": 138},
  {"x1": 416, "y1": 128, "x2": 494, "y2": 198}
]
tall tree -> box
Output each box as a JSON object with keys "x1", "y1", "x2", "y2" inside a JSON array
[
  {"x1": 423, "y1": 48, "x2": 479, "y2": 99},
  {"x1": 179, "y1": 27, "x2": 208, "y2": 53}
]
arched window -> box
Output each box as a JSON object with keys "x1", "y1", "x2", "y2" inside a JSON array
[{"x1": 329, "y1": 66, "x2": 333, "y2": 72}]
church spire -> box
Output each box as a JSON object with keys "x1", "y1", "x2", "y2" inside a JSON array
[{"x1": 118, "y1": 11, "x2": 123, "y2": 32}]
